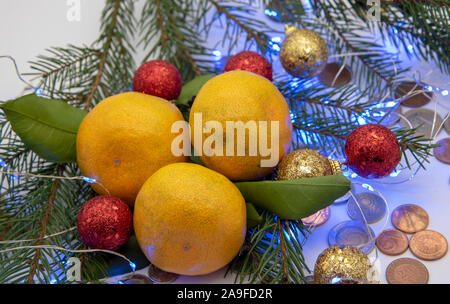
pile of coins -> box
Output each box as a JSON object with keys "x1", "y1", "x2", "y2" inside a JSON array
[
  {"x1": 326, "y1": 191, "x2": 387, "y2": 255},
  {"x1": 394, "y1": 80, "x2": 450, "y2": 165},
  {"x1": 378, "y1": 204, "x2": 448, "y2": 284}
]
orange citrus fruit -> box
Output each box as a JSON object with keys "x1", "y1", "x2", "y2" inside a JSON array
[
  {"x1": 189, "y1": 71, "x2": 292, "y2": 181},
  {"x1": 77, "y1": 92, "x2": 188, "y2": 205},
  {"x1": 134, "y1": 163, "x2": 246, "y2": 276}
]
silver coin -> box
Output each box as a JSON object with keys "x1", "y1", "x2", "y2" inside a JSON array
[
  {"x1": 334, "y1": 191, "x2": 352, "y2": 205},
  {"x1": 328, "y1": 220, "x2": 376, "y2": 254},
  {"x1": 401, "y1": 109, "x2": 443, "y2": 138},
  {"x1": 346, "y1": 192, "x2": 386, "y2": 224}
]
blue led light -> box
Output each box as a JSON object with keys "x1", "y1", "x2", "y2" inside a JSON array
[
  {"x1": 407, "y1": 45, "x2": 414, "y2": 53},
  {"x1": 35, "y1": 88, "x2": 44, "y2": 96},
  {"x1": 425, "y1": 85, "x2": 433, "y2": 92},
  {"x1": 0, "y1": 158, "x2": 7, "y2": 168},
  {"x1": 390, "y1": 169, "x2": 401, "y2": 177},
  {"x1": 129, "y1": 262, "x2": 136, "y2": 271},
  {"x1": 442, "y1": 90, "x2": 448, "y2": 96},
  {"x1": 212, "y1": 49, "x2": 222, "y2": 59},
  {"x1": 82, "y1": 177, "x2": 97, "y2": 184},
  {"x1": 50, "y1": 279, "x2": 57, "y2": 284},
  {"x1": 397, "y1": 22, "x2": 404, "y2": 27},
  {"x1": 362, "y1": 183, "x2": 374, "y2": 192},
  {"x1": 264, "y1": 9, "x2": 280, "y2": 20},
  {"x1": 331, "y1": 277, "x2": 342, "y2": 284},
  {"x1": 271, "y1": 36, "x2": 281, "y2": 43}
]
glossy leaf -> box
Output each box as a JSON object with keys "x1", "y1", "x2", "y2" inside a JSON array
[
  {"x1": 177, "y1": 75, "x2": 214, "y2": 105},
  {"x1": 236, "y1": 175, "x2": 351, "y2": 220},
  {"x1": 0, "y1": 94, "x2": 87, "y2": 163}
]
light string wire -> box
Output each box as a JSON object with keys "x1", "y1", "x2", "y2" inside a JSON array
[{"x1": 0, "y1": 244, "x2": 136, "y2": 273}]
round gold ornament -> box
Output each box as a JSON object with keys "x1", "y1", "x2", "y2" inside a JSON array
[
  {"x1": 280, "y1": 25, "x2": 328, "y2": 78},
  {"x1": 277, "y1": 149, "x2": 341, "y2": 180},
  {"x1": 314, "y1": 246, "x2": 372, "y2": 284}
]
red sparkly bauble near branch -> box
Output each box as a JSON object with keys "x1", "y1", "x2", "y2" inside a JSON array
[
  {"x1": 224, "y1": 51, "x2": 273, "y2": 81},
  {"x1": 132, "y1": 60, "x2": 182, "y2": 101},
  {"x1": 77, "y1": 196, "x2": 133, "y2": 251},
  {"x1": 345, "y1": 124, "x2": 401, "y2": 178}
]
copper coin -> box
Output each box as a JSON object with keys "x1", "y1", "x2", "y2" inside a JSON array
[
  {"x1": 433, "y1": 138, "x2": 450, "y2": 164},
  {"x1": 395, "y1": 81, "x2": 432, "y2": 108},
  {"x1": 391, "y1": 204, "x2": 429, "y2": 234},
  {"x1": 318, "y1": 62, "x2": 352, "y2": 87},
  {"x1": 120, "y1": 274, "x2": 153, "y2": 284},
  {"x1": 302, "y1": 207, "x2": 330, "y2": 228},
  {"x1": 376, "y1": 229, "x2": 409, "y2": 256},
  {"x1": 409, "y1": 230, "x2": 448, "y2": 261},
  {"x1": 148, "y1": 264, "x2": 179, "y2": 283},
  {"x1": 386, "y1": 258, "x2": 429, "y2": 284}
]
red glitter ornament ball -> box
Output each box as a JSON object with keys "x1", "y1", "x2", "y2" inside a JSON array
[
  {"x1": 345, "y1": 124, "x2": 401, "y2": 178},
  {"x1": 132, "y1": 60, "x2": 182, "y2": 100},
  {"x1": 224, "y1": 51, "x2": 273, "y2": 81},
  {"x1": 77, "y1": 196, "x2": 133, "y2": 251}
]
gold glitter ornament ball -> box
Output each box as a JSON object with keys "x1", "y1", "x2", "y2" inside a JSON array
[
  {"x1": 314, "y1": 246, "x2": 372, "y2": 284},
  {"x1": 280, "y1": 25, "x2": 328, "y2": 78},
  {"x1": 277, "y1": 149, "x2": 337, "y2": 180}
]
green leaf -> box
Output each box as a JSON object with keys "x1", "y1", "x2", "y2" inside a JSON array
[
  {"x1": 246, "y1": 202, "x2": 263, "y2": 229},
  {"x1": 177, "y1": 75, "x2": 214, "y2": 105},
  {"x1": 0, "y1": 94, "x2": 87, "y2": 163},
  {"x1": 236, "y1": 175, "x2": 351, "y2": 220}
]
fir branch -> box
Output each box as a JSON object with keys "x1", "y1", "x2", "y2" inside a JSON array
[
  {"x1": 208, "y1": 0, "x2": 266, "y2": 46},
  {"x1": 140, "y1": 0, "x2": 213, "y2": 80},
  {"x1": 85, "y1": 0, "x2": 121, "y2": 110},
  {"x1": 27, "y1": 165, "x2": 63, "y2": 284}
]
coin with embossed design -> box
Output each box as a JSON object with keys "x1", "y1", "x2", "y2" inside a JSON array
[
  {"x1": 347, "y1": 192, "x2": 386, "y2": 224},
  {"x1": 391, "y1": 204, "x2": 429, "y2": 234},
  {"x1": 386, "y1": 258, "x2": 429, "y2": 284},
  {"x1": 302, "y1": 207, "x2": 330, "y2": 228},
  {"x1": 401, "y1": 109, "x2": 443, "y2": 138},
  {"x1": 328, "y1": 221, "x2": 376, "y2": 254},
  {"x1": 395, "y1": 81, "x2": 432, "y2": 108},
  {"x1": 376, "y1": 229, "x2": 409, "y2": 256},
  {"x1": 148, "y1": 264, "x2": 179, "y2": 283},
  {"x1": 433, "y1": 138, "x2": 450, "y2": 164},
  {"x1": 409, "y1": 230, "x2": 448, "y2": 261},
  {"x1": 120, "y1": 274, "x2": 153, "y2": 284}
]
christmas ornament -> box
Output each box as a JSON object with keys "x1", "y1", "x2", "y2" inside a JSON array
[
  {"x1": 134, "y1": 163, "x2": 246, "y2": 276},
  {"x1": 224, "y1": 51, "x2": 273, "y2": 81},
  {"x1": 77, "y1": 92, "x2": 188, "y2": 204},
  {"x1": 77, "y1": 196, "x2": 133, "y2": 251},
  {"x1": 345, "y1": 124, "x2": 401, "y2": 178},
  {"x1": 314, "y1": 246, "x2": 372, "y2": 284},
  {"x1": 277, "y1": 149, "x2": 341, "y2": 180},
  {"x1": 132, "y1": 60, "x2": 182, "y2": 100},
  {"x1": 189, "y1": 71, "x2": 292, "y2": 181},
  {"x1": 280, "y1": 25, "x2": 328, "y2": 78}
]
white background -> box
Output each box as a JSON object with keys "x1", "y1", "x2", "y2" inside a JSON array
[{"x1": 0, "y1": 0, "x2": 449, "y2": 284}]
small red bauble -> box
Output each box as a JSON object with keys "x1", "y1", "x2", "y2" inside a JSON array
[
  {"x1": 132, "y1": 60, "x2": 182, "y2": 100},
  {"x1": 77, "y1": 196, "x2": 133, "y2": 251},
  {"x1": 224, "y1": 51, "x2": 273, "y2": 81},
  {"x1": 345, "y1": 124, "x2": 401, "y2": 178}
]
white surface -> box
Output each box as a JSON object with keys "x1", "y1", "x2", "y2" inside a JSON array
[{"x1": 1, "y1": 0, "x2": 449, "y2": 284}]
